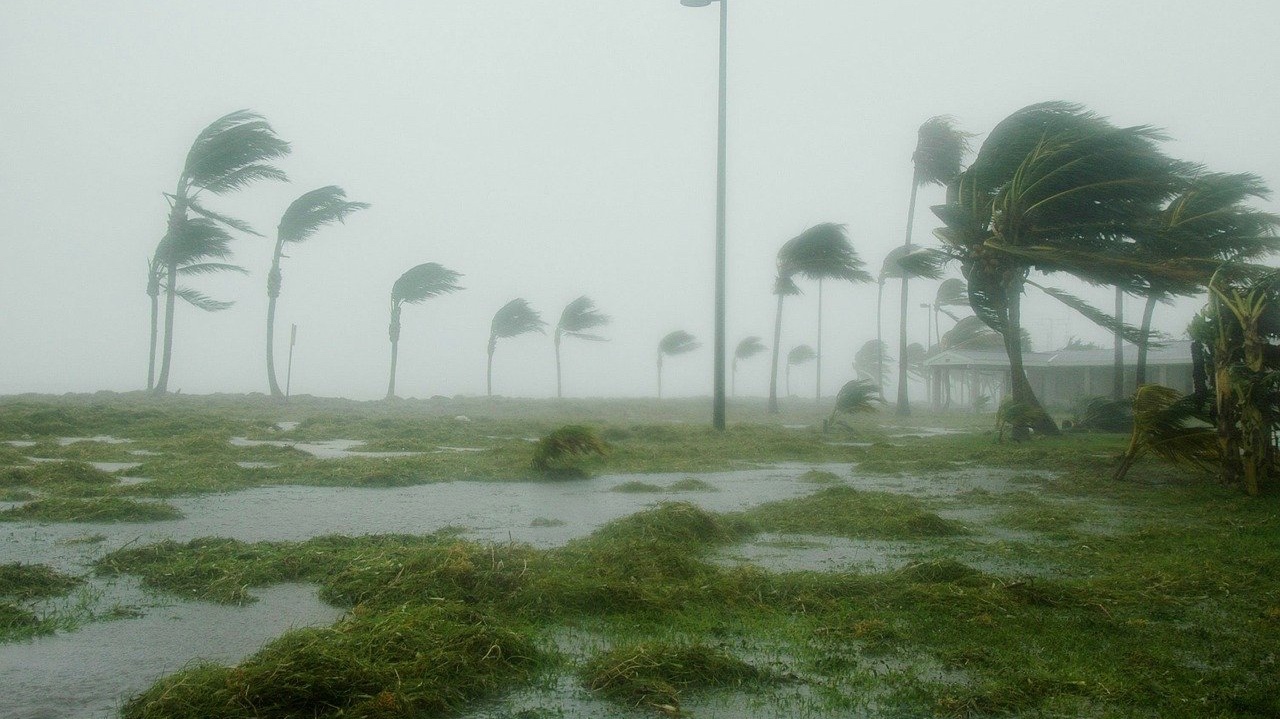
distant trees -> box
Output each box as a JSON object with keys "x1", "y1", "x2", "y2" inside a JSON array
[
  {"x1": 854, "y1": 339, "x2": 890, "y2": 389},
  {"x1": 732, "y1": 336, "x2": 766, "y2": 397},
  {"x1": 149, "y1": 110, "x2": 290, "y2": 394},
  {"x1": 266, "y1": 186, "x2": 368, "y2": 398},
  {"x1": 385, "y1": 263, "x2": 463, "y2": 399},
  {"x1": 657, "y1": 331, "x2": 699, "y2": 399},
  {"x1": 488, "y1": 299, "x2": 545, "y2": 397},
  {"x1": 554, "y1": 296, "x2": 610, "y2": 398},
  {"x1": 785, "y1": 344, "x2": 816, "y2": 397},
  {"x1": 877, "y1": 245, "x2": 944, "y2": 412}
]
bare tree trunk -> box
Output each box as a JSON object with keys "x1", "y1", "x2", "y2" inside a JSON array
[
  {"x1": 1005, "y1": 278, "x2": 1058, "y2": 436},
  {"x1": 147, "y1": 273, "x2": 160, "y2": 391},
  {"x1": 1135, "y1": 292, "x2": 1158, "y2": 387},
  {"x1": 385, "y1": 303, "x2": 401, "y2": 400},
  {"x1": 153, "y1": 258, "x2": 179, "y2": 394},
  {"x1": 657, "y1": 353, "x2": 663, "y2": 399},
  {"x1": 876, "y1": 280, "x2": 884, "y2": 392},
  {"x1": 1113, "y1": 286, "x2": 1125, "y2": 400},
  {"x1": 487, "y1": 336, "x2": 496, "y2": 397},
  {"x1": 266, "y1": 242, "x2": 285, "y2": 398},
  {"x1": 815, "y1": 278, "x2": 823, "y2": 402},
  {"x1": 786, "y1": 363, "x2": 791, "y2": 398},
  {"x1": 896, "y1": 176, "x2": 920, "y2": 416},
  {"x1": 767, "y1": 293, "x2": 784, "y2": 413},
  {"x1": 554, "y1": 332, "x2": 563, "y2": 399},
  {"x1": 731, "y1": 358, "x2": 737, "y2": 397}
]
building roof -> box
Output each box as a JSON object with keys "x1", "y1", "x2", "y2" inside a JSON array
[{"x1": 922, "y1": 340, "x2": 1192, "y2": 370}]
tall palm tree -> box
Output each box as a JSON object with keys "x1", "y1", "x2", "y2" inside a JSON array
[
  {"x1": 932, "y1": 102, "x2": 1191, "y2": 435},
  {"x1": 854, "y1": 339, "x2": 890, "y2": 388},
  {"x1": 266, "y1": 186, "x2": 369, "y2": 398},
  {"x1": 488, "y1": 299, "x2": 545, "y2": 397},
  {"x1": 657, "y1": 330, "x2": 700, "y2": 399},
  {"x1": 732, "y1": 336, "x2": 767, "y2": 397},
  {"x1": 895, "y1": 116, "x2": 971, "y2": 415},
  {"x1": 151, "y1": 110, "x2": 290, "y2": 394},
  {"x1": 769, "y1": 223, "x2": 871, "y2": 411},
  {"x1": 554, "y1": 296, "x2": 610, "y2": 398},
  {"x1": 877, "y1": 245, "x2": 946, "y2": 412},
  {"x1": 386, "y1": 263, "x2": 463, "y2": 400},
  {"x1": 785, "y1": 344, "x2": 816, "y2": 398}
]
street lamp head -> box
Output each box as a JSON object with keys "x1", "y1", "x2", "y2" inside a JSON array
[{"x1": 681, "y1": 0, "x2": 717, "y2": 6}]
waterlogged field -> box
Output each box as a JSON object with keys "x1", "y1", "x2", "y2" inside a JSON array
[{"x1": 0, "y1": 393, "x2": 1277, "y2": 718}]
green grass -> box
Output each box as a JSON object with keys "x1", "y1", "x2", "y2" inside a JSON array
[
  {"x1": 0, "y1": 562, "x2": 83, "y2": 600},
  {"x1": 743, "y1": 486, "x2": 967, "y2": 540},
  {"x1": 0, "y1": 497, "x2": 182, "y2": 522},
  {"x1": 581, "y1": 641, "x2": 772, "y2": 710}
]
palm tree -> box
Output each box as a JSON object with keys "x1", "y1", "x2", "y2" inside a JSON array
[
  {"x1": 824, "y1": 378, "x2": 883, "y2": 431},
  {"x1": 488, "y1": 299, "x2": 545, "y2": 397},
  {"x1": 877, "y1": 245, "x2": 946, "y2": 413},
  {"x1": 386, "y1": 263, "x2": 463, "y2": 400},
  {"x1": 150, "y1": 110, "x2": 290, "y2": 394},
  {"x1": 554, "y1": 296, "x2": 610, "y2": 398},
  {"x1": 657, "y1": 330, "x2": 700, "y2": 399},
  {"x1": 769, "y1": 223, "x2": 871, "y2": 411},
  {"x1": 785, "y1": 344, "x2": 816, "y2": 397},
  {"x1": 931, "y1": 102, "x2": 1191, "y2": 435},
  {"x1": 854, "y1": 339, "x2": 890, "y2": 388},
  {"x1": 894, "y1": 116, "x2": 971, "y2": 414},
  {"x1": 732, "y1": 336, "x2": 767, "y2": 396},
  {"x1": 931, "y1": 278, "x2": 968, "y2": 343},
  {"x1": 266, "y1": 186, "x2": 369, "y2": 398}
]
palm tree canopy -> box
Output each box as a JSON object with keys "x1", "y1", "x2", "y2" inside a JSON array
[
  {"x1": 659, "y1": 330, "x2": 700, "y2": 356},
  {"x1": 1060, "y1": 336, "x2": 1102, "y2": 351},
  {"x1": 181, "y1": 110, "x2": 291, "y2": 196},
  {"x1": 734, "y1": 336, "x2": 767, "y2": 360},
  {"x1": 157, "y1": 217, "x2": 237, "y2": 267},
  {"x1": 787, "y1": 344, "x2": 817, "y2": 366},
  {"x1": 934, "y1": 278, "x2": 968, "y2": 307},
  {"x1": 278, "y1": 186, "x2": 370, "y2": 245},
  {"x1": 854, "y1": 340, "x2": 891, "y2": 378},
  {"x1": 913, "y1": 115, "x2": 972, "y2": 187},
  {"x1": 491, "y1": 298, "x2": 546, "y2": 339},
  {"x1": 832, "y1": 379, "x2": 883, "y2": 415},
  {"x1": 391, "y1": 263, "x2": 463, "y2": 305},
  {"x1": 557, "y1": 296, "x2": 610, "y2": 341},
  {"x1": 879, "y1": 244, "x2": 947, "y2": 282},
  {"x1": 939, "y1": 316, "x2": 1031, "y2": 352},
  {"x1": 778, "y1": 223, "x2": 872, "y2": 284}
]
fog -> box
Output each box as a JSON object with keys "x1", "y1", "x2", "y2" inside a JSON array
[{"x1": 3, "y1": 0, "x2": 1278, "y2": 401}]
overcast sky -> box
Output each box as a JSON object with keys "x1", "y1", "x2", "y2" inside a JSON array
[{"x1": 2, "y1": 1, "x2": 1278, "y2": 401}]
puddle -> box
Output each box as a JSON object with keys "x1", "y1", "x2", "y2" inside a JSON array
[
  {"x1": 275, "y1": 421, "x2": 300, "y2": 432},
  {"x1": 87, "y1": 462, "x2": 141, "y2": 474},
  {"x1": 127, "y1": 450, "x2": 160, "y2": 457},
  {"x1": 114, "y1": 476, "x2": 152, "y2": 487},
  {"x1": 228, "y1": 437, "x2": 419, "y2": 460},
  {"x1": 887, "y1": 427, "x2": 970, "y2": 438},
  {"x1": 715, "y1": 533, "x2": 918, "y2": 573},
  {"x1": 0, "y1": 582, "x2": 341, "y2": 719},
  {"x1": 5, "y1": 440, "x2": 38, "y2": 448},
  {"x1": 57, "y1": 436, "x2": 134, "y2": 446},
  {"x1": 435, "y1": 446, "x2": 489, "y2": 453},
  {"x1": 236, "y1": 461, "x2": 279, "y2": 469}
]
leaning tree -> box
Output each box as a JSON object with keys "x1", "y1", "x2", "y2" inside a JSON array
[
  {"x1": 488, "y1": 299, "x2": 545, "y2": 397},
  {"x1": 732, "y1": 336, "x2": 767, "y2": 396},
  {"x1": 785, "y1": 344, "x2": 817, "y2": 398},
  {"x1": 385, "y1": 263, "x2": 463, "y2": 400},
  {"x1": 554, "y1": 296, "x2": 610, "y2": 398},
  {"x1": 657, "y1": 330, "x2": 700, "y2": 399}
]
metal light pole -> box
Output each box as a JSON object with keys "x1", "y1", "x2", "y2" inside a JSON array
[{"x1": 682, "y1": 0, "x2": 728, "y2": 431}]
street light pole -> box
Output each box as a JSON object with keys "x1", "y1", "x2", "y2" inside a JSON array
[{"x1": 682, "y1": 0, "x2": 728, "y2": 431}]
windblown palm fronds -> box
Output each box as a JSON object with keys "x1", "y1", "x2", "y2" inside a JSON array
[
  {"x1": 488, "y1": 299, "x2": 546, "y2": 396},
  {"x1": 823, "y1": 379, "x2": 883, "y2": 432},
  {"x1": 854, "y1": 340, "x2": 891, "y2": 388},
  {"x1": 1113, "y1": 385, "x2": 1217, "y2": 482},
  {"x1": 912, "y1": 116, "x2": 973, "y2": 188},
  {"x1": 531, "y1": 425, "x2": 608, "y2": 475},
  {"x1": 386, "y1": 263, "x2": 463, "y2": 400},
  {"x1": 785, "y1": 345, "x2": 817, "y2": 398},
  {"x1": 555, "y1": 296, "x2": 611, "y2": 398},
  {"x1": 657, "y1": 331, "x2": 700, "y2": 399},
  {"x1": 731, "y1": 336, "x2": 767, "y2": 397}
]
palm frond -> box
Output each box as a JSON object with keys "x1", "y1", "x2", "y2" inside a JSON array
[
  {"x1": 1114, "y1": 384, "x2": 1217, "y2": 481},
  {"x1": 176, "y1": 262, "x2": 247, "y2": 277},
  {"x1": 934, "y1": 277, "x2": 968, "y2": 307},
  {"x1": 659, "y1": 330, "x2": 700, "y2": 356},
  {"x1": 774, "y1": 274, "x2": 802, "y2": 296},
  {"x1": 734, "y1": 336, "x2": 767, "y2": 360},
  {"x1": 854, "y1": 340, "x2": 891, "y2": 383},
  {"x1": 1027, "y1": 281, "x2": 1160, "y2": 347},
  {"x1": 278, "y1": 186, "x2": 370, "y2": 244},
  {"x1": 558, "y1": 296, "x2": 611, "y2": 340},
  {"x1": 940, "y1": 316, "x2": 1029, "y2": 352},
  {"x1": 186, "y1": 197, "x2": 262, "y2": 237},
  {"x1": 156, "y1": 217, "x2": 236, "y2": 266},
  {"x1": 182, "y1": 110, "x2": 291, "y2": 195},
  {"x1": 491, "y1": 298, "x2": 546, "y2": 339},
  {"x1": 786, "y1": 344, "x2": 817, "y2": 366},
  {"x1": 778, "y1": 223, "x2": 873, "y2": 283},
  {"x1": 913, "y1": 115, "x2": 972, "y2": 187},
  {"x1": 174, "y1": 286, "x2": 234, "y2": 312},
  {"x1": 1060, "y1": 336, "x2": 1102, "y2": 351},
  {"x1": 391, "y1": 263, "x2": 464, "y2": 305},
  {"x1": 879, "y1": 245, "x2": 947, "y2": 281},
  {"x1": 832, "y1": 379, "x2": 883, "y2": 415}
]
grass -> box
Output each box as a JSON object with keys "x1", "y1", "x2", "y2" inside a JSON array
[
  {"x1": 742, "y1": 486, "x2": 967, "y2": 540},
  {"x1": 581, "y1": 641, "x2": 772, "y2": 711},
  {"x1": 0, "y1": 562, "x2": 83, "y2": 600},
  {"x1": 0, "y1": 497, "x2": 182, "y2": 522}
]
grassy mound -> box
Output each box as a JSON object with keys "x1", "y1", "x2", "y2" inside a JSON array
[
  {"x1": 582, "y1": 641, "x2": 769, "y2": 711},
  {"x1": 120, "y1": 603, "x2": 540, "y2": 719},
  {"x1": 0, "y1": 562, "x2": 83, "y2": 600},
  {"x1": 743, "y1": 486, "x2": 965, "y2": 540},
  {"x1": 0, "y1": 460, "x2": 117, "y2": 496},
  {"x1": 612, "y1": 481, "x2": 664, "y2": 493},
  {"x1": 1, "y1": 497, "x2": 182, "y2": 523}
]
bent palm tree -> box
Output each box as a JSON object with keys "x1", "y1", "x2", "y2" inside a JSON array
[
  {"x1": 877, "y1": 245, "x2": 946, "y2": 407},
  {"x1": 785, "y1": 344, "x2": 816, "y2": 398},
  {"x1": 554, "y1": 296, "x2": 611, "y2": 398},
  {"x1": 854, "y1": 339, "x2": 891, "y2": 388},
  {"x1": 488, "y1": 299, "x2": 546, "y2": 397},
  {"x1": 931, "y1": 278, "x2": 968, "y2": 342},
  {"x1": 824, "y1": 379, "x2": 882, "y2": 431},
  {"x1": 657, "y1": 330, "x2": 700, "y2": 399},
  {"x1": 732, "y1": 336, "x2": 767, "y2": 396},
  {"x1": 266, "y1": 186, "x2": 369, "y2": 398},
  {"x1": 151, "y1": 110, "x2": 290, "y2": 394},
  {"x1": 894, "y1": 116, "x2": 971, "y2": 414},
  {"x1": 386, "y1": 263, "x2": 463, "y2": 399}
]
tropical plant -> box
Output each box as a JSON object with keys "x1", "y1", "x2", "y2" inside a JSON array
[
  {"x1": 853, "y1": 339, "x2": 890, "y2": 388},
  {"x1": 732, "y1": 336, "x2": 766, "y2": 397},
  {"x1": 531, "y1": 425, "x2": 608, "y2": 476},
  {"x1": 785, "y1": 344, "x2": 816, "y2": 398},
  {"x1": 1059, "y1": 336, "x2": 1102, "y2": 351},
  {"x1": 931, "y1": 101, "x2": 1192, "y2": 435},
  {"x1": 266, "y1": 186, "x2": 369, "y2": 398},
  {"x1": 1113, "y1": 384, "x2": 1217, "y2": 482},
  {"x1": 769, "y1": 223, "x2": 871, "y2": 411},
  {"x1": 892, "y1": 116, "x2": 971, "y2": 415},
  {"x1": 554, "y1": 296, "x2": 610, "y2": 399},
  {"x1": 657, "y1": 330, "x2": 700, "y2": 399},
  {"x1": 385, "y1": 263, "x2": 463, "y2": 400},
  {"x1": 149, "y1": 110, "x2": 290, "y2": 394},
  {"x1": 488, "y1": 299, "x2": 546, "y2": 397},
  {"x1": 877, "y1": 245, "x2": 946, "y2": 413},
  {"x1": 823, "y1": 379, "x2": 882, "y2": 432},
  {"x1": 930, "y1": 278, "x2": 968, "y2": 343}
]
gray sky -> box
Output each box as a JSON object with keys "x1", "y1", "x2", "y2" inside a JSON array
[{"x1": 3, "y1": 1, "x2": 1278, "y2": 400}]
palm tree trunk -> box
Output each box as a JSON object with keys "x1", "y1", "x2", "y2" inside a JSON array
[
  {"x1": 385, "y1": 303, "x2": 401, "y2": 400},
  {"x1": 1004, "y1": 279, "x2": 1058, "y2": 436},
  {"x1": 876, "y1": 280, "x2": 884, "y2": 391},
  {"x1": 896, "y1": 176, "x2": 920, "y2": 417},
  {"x1": 487, "y1": 341, "x2": 496, "y2": 397},
  {"x1": 816, "y1": 278, "x2": 823, "y2": 402},
  {"x1": 153, "y1": 258, "x2": 179, "y2": 394},
  {"x1": 554, "y1": 332, "x2": 563, "y2": 399},
  {"x1": 1135, "y1": 292, "x2": 1158, "y2": 387},
  {"x1": 657, "y1": 353, "x2": 664, "y2": 399},
  {"x1": 786, "y1": 363, "x2": 791, "y2": 398},
  {"x1": 767, "y1": 292, "x2": 785, "y2": 413},
  {"x1": 731, "y1": 358, "x2": 737, "y2": 397},
  {"x1": 1113, "y1": 286, "x2": 1125, "y2": 400},
  {"x1": 266, "y1": 243, "x2": 285, "y2": 398},
  {"x1": 146, "y1": 276, "x2": 160, "y2": 391}
]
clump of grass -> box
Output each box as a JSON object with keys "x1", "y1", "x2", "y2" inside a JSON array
[
  {"x1": 744, "y1": 486, "x2": 965, "y2": 540},
  {"x1": 531, "y1": 425, "x2": 607, "y2": 476},
  {"x1": 0, "y1": 489, "x2": 36, "y2": 501},
  {"x1": 120, "y1": 602, "x2": 541, "y2": 719},
  {"x1": 581, "y1": 641, "x2": 769, "y2": 711},
  {"x1": 0, "y1": 445, "x2": 28, "y2": 465},
  {"x1": 0, "y1": 460, "x2": 117, "y2": 495},
  {"x1": 995, "y1": 503, "x2": 1093, "y2": 535},
  {"x1": 0, "y1": 562, "x2": 83, "y2": 599},
  {"x1": 668, "y1": 478, "x2": 717, "y2": 492},
  {"x1": 530, "y1": 517, "x2": 566, "y2": 528},
  {"x1": 1, "y1": 497, "x2": 182, "y2": 523},
  {"x1": 613, "y1": 481, "x2": 664, "y2": 493},
  {"x1": 797, "y1": 469, "x2": 842, "y2": 484},
  {"x1": 0, "y1": 601, "x2": 40, "y2": 636}
]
